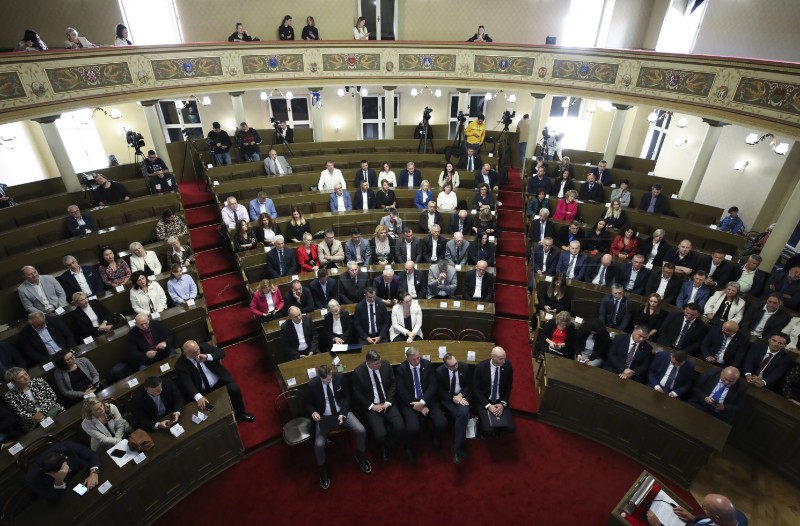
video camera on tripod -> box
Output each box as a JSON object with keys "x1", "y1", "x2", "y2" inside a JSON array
[
  {"x1": 500, "y1": 110, "x2": 516, "y2": 129},
  {"x1": 422, "y1": 107, "x2": 433, "y2": 123},
  {"x1": 126, "y1": 130, "x2": 145, "y2": 156},
  {"x1": 456, "y1": 110, "x2": 467, "y2": 124}
]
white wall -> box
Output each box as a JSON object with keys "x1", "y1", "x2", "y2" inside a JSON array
[
  {"x1": 0, "y1": 121, "x2": 59, "y2": 184},
  {"x1": 604, "y1": 0, "x2": 654, "y2": 49}
]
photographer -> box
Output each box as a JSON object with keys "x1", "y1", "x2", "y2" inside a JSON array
[
  {"x1": 207, "y1": 122, "x2": 232, "y2": 166},
  {"x1": 276, "y1": 120, "x2": 294, "y2": 144}
]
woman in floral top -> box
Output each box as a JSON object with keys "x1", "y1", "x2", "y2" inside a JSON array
[{"x1": 98, "y1": 246, "x2": 132, "y2": 288}]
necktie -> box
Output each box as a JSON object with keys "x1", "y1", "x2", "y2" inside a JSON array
[
  {"x1": 716, "y1": 335, "x2": 730, "y2": 362},
  {"x1": 720, "y1": 301, "x2": 731, "y2": 321},
  {"x1": 613, "y1": 298, "x2": 619, "y2": 321},
  {"x1": 491, "y1": 366, "x2": 500, "y2": 401},
  {"x1": 567, "y1": 255, "x2": 576, "y2": 278},
  {"x1": 625, "y1": 342, "x2": 637, "y2": 368},
  {"x1": 363, "y1": 170, "x2": 367, "y2": 182},
  {"x1": 589, "y1": 184, "x2": 593, "y2": 191},
  {"x1": 278, "y1": 250, "x2": 284, "y2": 275},
  {"x1": 385, "y1": 281, "x2": 390, "y2": 298},
  {"x1": 373, "y1": 370, "x2": 386, "y2": 403},
  {"x1": 413, "y1": 367, "x2": 423, "y2": 400},
  {"x1": 369, "y1": 303, "x2": 376, "y2": 334},
  {"x1": 326, "y1": 383, "x2": 337, "y2": 415},
  {"x1": 664, "y1": 366, "x2": 678, "y2": 391},
  {"x1": 755, "y1": 353, "x2": 775, "y2": 376},
  {"x1": 459, "y1": 219, "x2": 464, "y2": 232},
  {"x1": 322, "y1": 282, "x2": 327, "y2": 300},
  {"x1": 540, "y1": 222, "x2": 546, "y2": 239},
  {"x1": 675, "y1": 321, "x2": 690, "y2": 348},
  {"x1": 456, "y1": 245, "x2": 460, "y2": 262},
  {"x1": 468, "y1": 157, "x2": 473, "y2": 171},
  {"x1": 449, "y1": 371, "x2": 457, "y2": 395},
  {"x1": 710, "y1": 381, "x2": 725, "y2": 402},
  {"x1": 195, "y1": 361, "x2": 210, "y2": 391},
  {"x1": 598, "y1": 267, "x2": 606, "y2": 284}
]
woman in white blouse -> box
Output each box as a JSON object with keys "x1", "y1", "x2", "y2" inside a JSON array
[
  {"x1": 354, "y1": 17, "x2": 369, "y2": 40},
  {"x1": 437, "y1": 183, "x2": 458, "y2": 211},
  {"x1": 81, "y1": 398, "x2": 132, "y2": 452},
  {"x1": 438, "y1": 162, "x2": 460, "y2": 189},
  {"x1": 129, "y1": 271, "x2": 168, "y2": 315},
  {"x1": 703, "y1": 282, "x2": 746, "y2": 323},
  {"x1": 378, "y1": 162, "x2": 397, "y2": 187},
  {"x1": 390, "y1": 294, "x2": 423, "y2": 342},
  {"x1": 129, "y1": 242, "x2": 162, "y2": 276}
]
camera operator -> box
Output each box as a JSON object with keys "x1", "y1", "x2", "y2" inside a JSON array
[
  {"x1": 275, "y1": 120, "x2": 293, "y2": 144},
  {"x1": 207, "y1": 122, "x2": 233, "y2": 166},
  {"x1": 144, "y1": 150, "x2": 178, "y2": 194}
]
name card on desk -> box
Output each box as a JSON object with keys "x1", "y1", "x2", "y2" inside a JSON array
[
  {"x1": 55, "y1": 307, "x2": 65, "y2": 315},
  {"x1": 73, "y1": 483, "x2": 88, "y2": 496},
  {"x1": 453, "y1": 301, "x2": 461, "y2": 308},
  {"x1": 575, "y1": 316, "x2": 584, "y2": 324},
  {"x1": 134, "y1": 452, "x2": 147, "y2": 464},
  {"x1": 228, "y1": 222, "x2": 235, "y2": 230},
  {"x1": 361, "y1": 267, "x2": 368, "y2": 272},
  {"x1": 709, "y1": 224, "x2": 718, "y2": 230},
  {"x1": 8, "y1": 443, "x2": 23, "y2": 456},
  {"x1": 724, "y1": 254, "x2": 733, "y2": 261},
  {"x1": 438, "y1": 346, "x2": 447, "y2": 358},
  {"x1": 320, "y1": 308, "x2": 328, "y2": 316},
  {"x1": 291, "y1": 275, "x2": 300, "y2": 281},
  {"x1": 440, "y1": 301, "x2": 448, "y2": 308},
  {"x1": 98, "y1": 481, "x2": 113, "y2": 495},
  {"x1": 422, "y1": 354, "x2": 431, "y2": 362},
  {"x1": 169, "y1": 423, "x2": 185, "y2": 437},
  {"x1": 470, "y1": 209, "x2": 477, "y2": 215},
  {"x1": 127, "y1": 378, "x2": 139, "y2": 388},
  {"x1": 85, "y1": 230, "x2": 92, "y2": 234},
  {"x1": 645, "y1": 262, "x2": 654, "y2": 270},
  {"x1": 477, "y1": 304, "x2": 485, "y2": 311},
  {"x1": 455, "y1": 265, "x2": 462, "y2": 271},
  {"x1": 286, "y1": 377, "x2": 297, "y2": 387},
  {"x1": 148, "y1": 275, "x2": 156, "y2": 281},
  {"x1": 264, "y1": 246, "x2": 272, "y2": 253},
  {"x1": 160, "y1": 363, "x2": 171, "y2": 372},
  {"x1": 88, "y1": 295, "x2": 97, "y2": 301},
  {"x1": 116, "y1": 285, "x2": 125, "y2": 293},
  {"x1": 151, "y1": 311, "x2": 160, "y2": 319},
  {"x1": 671, "y1": 194, "x2": 679, "y2": 198},
  {"x1": 467, "y1": 351, "x2": 476, "y2": 362},
  {"x1": 186, "y1": 299, "x2": 196, "y2": 307},
  {"x1": 610, "y1": 184, "x2": 617, "y2": 188},
  {"x1": 40, "y1": 417, "x2": 55, "y2": 428},
  {"x1": 545, "y1": 313, "x2": 553, "y2": 320},
  {"x1": 42, "y1": 362, "x2": 55, "y2": 372},
  {"x1": 332, "y1": 356, "x2": 341, "y2": 366},
  {"x1": 330, "y1": 267, "x2": 338, "y2": 274},
  {"x1": 128, "y1": 320, "x2": 136, "y2": 327},
  {"x1": 307, "y1": 368, "x2": 317, "y2": 379},
  {"x1": 605, "y1": 202, "x2": 611, "y2": 208},
  {"x1": 489, "y1": 236, "x2": 496, "y2": 243},
  {"x1": 83, "y1": 337, "x2": 94, "y2": 345},
  {"x1": 213, "y1": 180, "x2": 220, "y2": 186},
  {"x1": 544, "y1": 275, "x2": 553, "y2": 282},
  {"x1": 191, "y1": 412, "x2": 208, "y2": 424}
]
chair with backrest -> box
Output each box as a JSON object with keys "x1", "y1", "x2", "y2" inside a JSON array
[
  {"x1": 428, "y1": 327, "x2": 456, "y2": 340},
  {"x1": 458, "y1": 328, "x2": 486, "y2": 341},
  {"x1": 274, "y1": 389, "x2": 313, "y2": 450}
]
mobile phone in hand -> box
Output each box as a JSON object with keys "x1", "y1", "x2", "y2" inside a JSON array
[{"x1": 204, "y1": 403, "x2": 215, "y2": 411}]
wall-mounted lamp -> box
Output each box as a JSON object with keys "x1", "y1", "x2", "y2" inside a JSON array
[
  {"x1": 174, "y1": 100, "x2": 185, "y2": 110},
  {"x1": 733, "y1": 160, "x2": 749, "y2": 171},
  {"x1": 745, "y1": 132, "x2": 791, "y2": 155},
  {"x1": 674, "y1": 138, "x2": 688, "y2": 147},
  {"x1": 647, "y1": 109, "x2": 672, "y2": 125},
  {"x1": 774, "y1": 142, "x2": 790, "y2": 155},
  {"x1": 410, "y1": 86, "x2": 442, "y2": 98},
  {"x1": 333, "y1": 119, "x2": 341, "y2": 132},
  {"x1": 485, "y1": 90, "x2": 516, "y2": 103},
  {"x1": 337, "y1": 86, "x2": 368, "y2": 97},
  {"x1": 586, "y1": 103, "x2": 596, "y2": 114},
  {"x1": 675, "y1": 117, "x2": 688, "y2": 128},
  {"x1": 92, "y1": 107, "x2": 123, "y2": 119},
  {"x1": 260, "y1": 89, "x2": 288, "y2": 102}
]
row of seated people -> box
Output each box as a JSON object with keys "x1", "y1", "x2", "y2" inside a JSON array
[
  {"x1": 66, "y1": 205, "x2": 188, "y2": 241},
  {"x1": 537, "y1": 311, "x2": 800, "y2": 423}
]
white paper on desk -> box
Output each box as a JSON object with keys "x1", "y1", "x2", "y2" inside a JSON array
[
  {"x1": 40, "y1": 417, "x2": 54, "y2": 428},
  {"x1": 453, "y1": 301, "x2": 462, "y2": 308},
  {"x1": 649, "y1": 490, "x2": 682, "y2": 526},
  {"x1": 470, "y1": 209, "x2": 477, "y2": 215},
  {"x1": 671, "y1": 194, "x2": 679, "y2": 199},
  {"x1": 107, "y1": 440, "x2": 136, "y2": 467},
  {"x1": 291, "y1": 274, "x2": 300, "y2": 281},
  {"x1": 545, "y1": 312, "x2": 553, "y2": 320},
  {"x1": 330, "y1": 267, "x2": 338, "y2": 274},
  {"x1": 361, "y1": 267, "x2": 368, "y2": 272},
  {"x1": 160, "y1": 363, "x2": 171, "y2": 372},
  {"x1": 422, "y1": 354, "x2": 431, "y2": 362},
  {"x1": 186, "y1": 299, "x2": 196, "y2": 307},
  {"x1": 128, "y1": 319, "x2": 136, "y2": 327},
  {"x1": 307, "y1": 368, "x2": 317, "y2": 379},
  {"x1": 278, "y1": 319, "x2": 286, "y2": 326},
  {"x1": 55, "y1": 307, "x2": 65, "y2": 315},
  {"x1": 8, "y1": 443, "x2": 23, "y2": 456},
  {"x1": 575, "y1": 316, "x2": 584, "y2": 324},
  {"x1": 440, "y1": 301, "x2": 448, "y2": 308},
  {"x1": 544, "y1": 275, "x2": 553, "y2": 282},
  {"x1": 286, "y1": 377, "x2": 297, "y2": 387},
  {"x1": 455, "y1": 264, "x2": 462, "y2": 271},
  {"x1": 332, "y1": 355, "x2": 341, "y2": 366},
  {"x1": 83, "y1": 337, "x2": 94, "y2": 345},
  {"x1": 127, "y1": 378, "x2": 139, "y2": 388},
  {"x1": 320, "y1": 308, "x2": 328, "y2": 316},
  {"x1": 98, "y1": 480, "x2": 113, "y2": 495},
  {"x1": 151, "y1": 311, "x2": 160, "y2": 319},
  {"x1": 477, "y1": 304, "x2": 485, "y2": 311},
  {"x1": 467, "y1": 351, "x2": 476, "y2": 362},
  {"x1": 709, "y1": 224, "x2": 718, "y2": 230},
  {"x1": 85, "y1": 230, "x2": 92, "y2": 234},
  {"x1": 169, "y1": 423, "x2": 185, "y2": 437},
  {"x1": 331, "y1": 344, "x2": 349, "y2": 353},
  {"x1": 73, "y1": 483, "x2": 88, "y2": 496},
  {"x1": 134, "y1": 452, "x2": 147, "y2": 464},
  {"x1": 116, "y1": 285, "x2": 125, "y2": 293},
  {"x1": 42, "y1": 362, "x2": 55, "y2": 372},
  {"x1": 438, "y1": 346, "x2": 447, "y2": 358},
  {"x1": 213, "y1": 180, "x2": 220, "y2": 186},
  {"x1": 724, "y1": 254, "x2": 733, "y2": 261},
  {"x1": 645, "y1": 262, "x2": 654, "y2": 270}
]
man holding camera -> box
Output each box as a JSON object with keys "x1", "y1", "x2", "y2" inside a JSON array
[
  {"x1": 276, "y1": 120, "x2": 293, "y2": 144},
  {"x1": 207, "y1": 122, "x2": 232, "y2": 165}
]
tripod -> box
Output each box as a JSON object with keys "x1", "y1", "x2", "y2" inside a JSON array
[
  {"x1": 496, "y1": 124, "x2": 512, "y2": 172},
  {"x1": 452, "y1": 120, "x2": 466, "y2": 150},
  {"x1": 417, "y1": 121, "x2": 434, "y2": 154},
  {"x1": 270, "y1": 129, "x2": 295, "y2": 157}
]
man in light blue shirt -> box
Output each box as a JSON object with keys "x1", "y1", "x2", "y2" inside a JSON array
[
  {"x1": 167, "y1": 265, "x2": 198, "y2": 305},
  {"x1": 249, "y1": 191, "x2": 278, "y2": 221}
]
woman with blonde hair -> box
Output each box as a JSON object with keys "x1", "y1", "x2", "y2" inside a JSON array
[
  {"x1": 250, "y1": 279, "x2": 285, "y2": 322},
  {"x1": 81, "y1": 398, "x2": 132, "y2": 452}
]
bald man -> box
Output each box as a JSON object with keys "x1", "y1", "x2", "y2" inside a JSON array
[
  {"x1": 699, "y1": 321, "x2": 747, "y2": 368},
  {"x1": 647, "y1": 492, "x2": 748, "y2": 526},
  {"x1": 126, "y1": 313, "x2": 174, "y2": 370},
  {"x1": 473, "y1": 346, "x2": 514, "y2": 435},
  {"x1": 688, "y1": 367, "x2": 745, "y2": 423}
]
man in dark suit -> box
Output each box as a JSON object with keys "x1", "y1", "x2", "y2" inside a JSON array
[
  {"x1": 131, "y1": 375, "x2": 185, "y2": 430},
  {"x1": 398, "y1": 260, "x2": 425, "y2": 299},
  {"x1": 354, "y1": 287, "x2": 390, "y2": 345},
  {"x1": 422, "y1": 224, "x2": 447, "y2": 263},
  {"x1": 647, "y1": 350, "x2": 695, "y2": 399},
  {"x1": 398, "y1": 162, "x2": 422, "y2": 188},
  {"x1": 763, "y1": 265, "x2": 800, "y2": 309},
  {"x1": 741, "y1": 332, "x2": 794, "y2": 391},
  {"x1": 437, "y1": 353, "x2": 472, "y2": 463},
  {"x1": 309, "y1": 268, "x2": 338, "y2": 309},
  {"x1": 585, "y1": 254, "x2": 616, "y2": 287},
  {"x1": 527, "y1": 165, "x2": 552, "y2": 196},
  {"x1": 127, "y1": 313, "x2": 174, "y2": 370},
  {"x1": 663, "y1": 240, "x2": 701, "y2": 276},
  {"x1": 527, "y1": 208, "x2": 557, "y2": 248},
  {"x1": 555, "y1": 240, "x2": 588, "y2": 281},
  {"x1": 637, "y1": 184, "x2": 668, "y2": 214},
  {"x1": 20, "y1": 311, "x2": 75, "y2": 366},
  {"x1": 59, "y1": 255, "x2": 105, "y2": 298},
  {"x1": 700, "y1": 321, "x2": 747, "y2": 368},
  {"x1": 65, "y1": 205, "x2": 98, "y2": 237},
  {"x1": 395, "y1": 227, "x2": 423, "y2": 263},
  {"x1": 395, "y1": 347, "x2": 446, "y2": 462},
  {"x1": 577, "y1": 173, "x2": 605, "y2": 202},
  {"x1": 473, "y1": 346, "x2": 514, "y2": 435},
  {"x1": 731, "y1": 254, "x2": 768, "y2": 297},
  {"x1": 449, "y1": 209, "x2": 473, "y2": 236},
  {"x1": 352, "y1": 180, "x2": 376, "y2": 211},
  {"x1": 644, "y1": 262, "x2": 681, "y2": 305},
  {"x1": 175, "y1": 340, "x2": 255, "y2": 422},
  {"x1": 281, "y1": 306, "x2": 319, "y2": 360},
  {"x1": 463, "y1": 261, "x2": 495, "y2": 301},
  {"x1": 656, "y1": 303, "x2": 709, "y2": 356},
  {"x1": 603, "y1": 326, "x2": 653, "y2": 383},
  {"x1": 698, "y1": 249, "x2": 733, "y2": 289},
  {"x1": 339, "y1": 262, "x2": 369, "y2": 305},
  {"x1": 598, "y1": 284, "x2": 632, "y2": 331},
  {"x1": 283, "y1": 279, "x2": 315, "y2": 314},
  {"x1": 351, "y1": 349, "x2": 405, "y2": 460},
  {"x1": 617, "y1": 254, "x2": 650, "y2": 295},
  {"x1": 25, "y1": 441, "x2": 101, "y2": 504},
  {"x1": 554, "y1": 221, "x2": 584, "y2": 251},
  {"x1": 473, "y1": 163, "x2": 499, "y2": 191},
  {"x1": 531, "y1": 237, "x2": 558, "y2": 278},
  {"x1": 373, "y1": 269, "x2": 401, "y2": 306},
  {"x1": 418, "y1": 201, "x2": 443, "y2": 234},
  {"x1": 266, "y1": 236, "x2": 298, "y2": 279},
  {"x1": 305, "y1": 364, "x2": 371, "y2": 490},
  {"x1": 353, "y1": 160, "x2": 378, "y2": 188},
  {"x1": 688, "y1": 366, "x2": 745, "y2": 423},
  {"x1": 592, "y1": 160, "x2": 612, "y2": 186},
  {"x1": 458, "y1": 147, "x2": 482, "y2": 173},
  {"x1": 740, "y1": 293, "x2": 790, "y2": 341},
  {"x1": 70, "y1": 292, "x2": 115, "y2": 339},
  {"x1": 676, "y1": 270, "x2": 712, "y2": 309}
]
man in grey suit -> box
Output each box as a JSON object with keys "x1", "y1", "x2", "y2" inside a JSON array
[
  {"x1": 263, "y1": 149, "x2": 292, "y2": 175},
  {"x1": 427, "y1": 260, "x2": 458, "y2": 299},
  {"x1": 18, "y1": 266, "x2": 68, "y2": 314},
  {"x1": 395, "y1": 227, "x2": 422, "y2": 263},
  {"x1": 445, "y1": 232, "x2": 471, "y2": 265},
  {"x1": 344, "y1": 228, "x2": 372, "y2": 266}
]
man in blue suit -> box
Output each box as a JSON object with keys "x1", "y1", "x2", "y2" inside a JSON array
[
  {"x1": 603, "y1": 326, "x2": 653, "y2": 383},
  {"x1": 249, "y1": 191, "x2": 278, "y2": 220},
  {"x1": 647, "y1": 350, "x2": 695, "y2": 399},
  {"x1": 398, "y1": 162, "x2": 422, "y2": 188},
  {"x1": 675, "y1": 270, "x2": 712, "y2": 309},
  {"x1": 344, "y1": 227, "x2": 372, "y2": 266},
  {"x1": 309, "y1": 269, "x2": 338, "y2": 310},
  {"x1": 329, "y1": 184, "x2": 352, "y2": 212},
  {"x1": 59, "y1": 255, "x2": 105, "y2": 298},
  {"x1": 555, "y1": 240, "x2": 588, "y2": 281}
]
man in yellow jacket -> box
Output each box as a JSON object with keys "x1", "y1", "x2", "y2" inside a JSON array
[{"x1": 465, "y1": 113, "x2": 486, "y2": 154}]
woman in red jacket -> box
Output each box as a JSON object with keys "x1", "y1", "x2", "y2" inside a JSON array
[
  {"x1": 553, "y1": 190, "x2": 578, "y2": 222},
  {"x1": 250, "y1": 279, "x2": 285, "y2": 322},
  {"x1": 296, "y1": 232, "x2": 320, "y2": 272},
  {"x1": 610, "y1": 226, "x2": 639, "y2": 259}
]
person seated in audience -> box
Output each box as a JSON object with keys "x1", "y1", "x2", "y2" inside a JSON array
[
  {"x1": 297, "y1": 232, "x2": 320, "y2": 273},
  {"x1": 165, "y1": 236, "x2": 193, "y2": 268},
  {"x1": 473, "y1": 163, "x2": 499, "y2": 192},
  {"x1": 70, "y1": 292, "x2": 114, "y2": 339},
  {"x1": 250, "y1": 279, "x2": 285, "y2": 322},
  {"x1": 445, "y1": 231, "x2": 471, "y2": 266},
  {"x1": 591, "y1": 160, "x2": 612, "y2": 186},
  {"x1": 632, "y1": 293, "x2": 667, "y2": 340},
  {"x1": 538, "y1": 272, "x2": 571, "y2": 315},
  {"x1": 689, "y1": 366, "x2": 744, "y2": 423},
  {"x1": 114, "y1": 23, "x2": 133, "y2": 46},
  {"x1": 131, "y1": 376, "x2": 183, "y2": 432},
  {"x1": 718, "y1": 206, "x2": 745, "y2": 234},
  {"x1": 644, "y1": 261, "x2": 681, "y2": 305},
  {"x1": 374, "y1": 269, "x2": 401, "y2": 307},
  {"x1": 249, "y1": 191, "x2": 278, "y2": 221},
  {"x1": 167, "y1": 264, "x2": 197, "y2": 305},
  {"x1": 648, "y1": 350, "x2": 694, "y2": 399},
  {"x1": 59, "y1": 255, "x2": 105, "y2": 298},
  {"x1": 731, "y1": 254, "x2": 768, "y2": 297},
  {"x1": 319, "y1": 298, "x2": 353, "y2": 352},
  {"x1": 469, "y1": 231, "x2": 496, "y2": 266},
  {"x1": 353, "y1": 159, "x2": 377, "y2": 188},
  {"x1": 609, "y1": 225, "x2": 637, "y2": 259},
  {"x1": 638, "y1": 183, "x2": 669, "y2": 214},
  {"x1": 473, "y1": 346, "x2": 514, "y2": 436},
  {"x1": 81, "y1": 398, "x2": 132, "y2": 453},
  {"x1": 420, "y1": 224, "x2": 444, "y2": 264},
  {"x1": 704, "y1": 281, "x2": 747, "y2": 326},
  {"x1": 598, "y1": 283, "x2": 633, "y2": 331},
  {"x1": 344, "y1": 227, "x2": 372, "y2": 266},
  {"x1": 463, "y1": 260, "x2": 494, "y2": 302},
  {"x1": 221, "y1": 196, "x2": 249, "y2": 226},
  {"x1": 676, "y1": 270, "x2": 711, "y2": 309},
  {"x1": 578, "y1": 173, "x2": 605, "y2": 203},
  {"x1": 378, "y1": 162, "x2": 397, "y2": 188},
  {"x1": 438, "y1": 162, "x2": 460, "y2": 190},
  {"x1": 99, "y1": 246, "x2": 132, "y2": 289},
  {"x1": 554, "y1": 156, "x2": 575, "y2": 180},
  {"x1": 207, "y1": 121, "x2": 233, "y2": 166},
  {"x1": 552, "y1": 167, "x2": 575, "y2": 199},
  {"x1": 395, "y1": 227, "x2": 422, "y2": 263},
  {"x1": 466, "y1": 24, "x2": 493, "y2": 42},
  {"x1": 433, "y1": 353, "x2": 472, "y2": 464},
  {"x1": 233, "y1": 219, "x2": 257, "y2": 252},
  {"x1": 399, "y1": 162, "x2": 422, "y2": 189},
  {"x1": 555, "y1": 220, "x2": 583, "y2": 251},
  {"x1": 281, "y1": 306, "x2": 319, "y2": 360},
  {"x1": 354, "y1": 287, "x2": 390, "y2": 345},
  {"x1": 16, "y1": 29, "x2": 47, "y2": 51},
  {"x1": 309, "y1": 269, "x2": 338, "y2": 310},
  {"x1": 253, "y1": 213, "x2": 280, "y2": 247},
  {"x1": 553, "y1": 189, "x2": 579, "y2": 222},
  {"x1": 740, "y1": 292, "x2": 791, "y2": 341},
  {"x1": 782, "y1": 364, "x2": 800, "y2": 406},
  {"x1": 25, "y1": 441, "x2": 101, "y2": 505},
  {"x1": 399, "y1": 260, "x2": 425, "y2": 300},
  {"x1": 450, "y1": 208, "x2": 474, "y2": 236},
  {"x1": 413, "y1": 179, "x2": 433, "y2": 210},
  {"x1": 637, "y1": 228, "x2": 669, "y2": 267},
  {"x1": 129, "y1": 271, "x2": 167, "y2": 316},
  {"x1": 266, "y1": 235, "x2": 298, "y2": 278},
  {"x1": 374, "y1": 179, "x2": 398, "y2": 211},
  {"x1": 127, "y1": 313, "x2": 174, "y2": 370},
  {"x1": 353, "y1": 180, "x2": 376, "y2": 211},
  {"x1": 339, "y1": 261, "x2": 369, "y2": 305},
  {"x1": 473, "y1": 206, "x2": 498, "y2": 239},
  {"x1": 370, "y1": 225, "x2": 394, "y2": 265},
  {"x1": 437, "y1": 183, "x2": 458, "y2": 212},
  {"x1": 329, "y1": 183, "x2": 352, "y2": 212},
  {"x1": 700, "y1": 321, "x2": 747, "y2": 368},
  {"x1": 283, "y1": 279, "x2": 315, "y2": 314},
  {"x1": 427, "y1": 260, "x2": 457, "y2": 300},
  {"x1": 663, "y1": 239, "x2": 699, "y2": 276},
  {"x1": 609, "y1": 179, "x2": 632, "y2": 208},
  {"x1": 155, "y1": 208, "x2": 187, "y2": 241},
  {"x1": 18, "y1": 265, "x2": 68, "y2": 314},
  {"x1": 264, "y1": 149, "x2": 292, "y2": 176},
  {"x1": 528, "y1": 156, "x2": 548, "y2": 178},
  {"x1": 92, "y1": 175, "x2": 130, "y2": 205},
  {"x1": 20, "y1": 311, "x2": 74, "y2": 366},
  {"x1": 527, "y1": 165, "x2": 552, "y2": 197},
  {"x1": 53, "y1": 349, "x2": 99, "y2": 404},
  {"x1": 286, "y1": 207, "x2": 312, "y2": 243},
  {"x1": 531, "y1": 236, "x2": 558, "y2": 281},
  {"x1": 527, "y1": 189, "x2": 552, "y2": 219},
  {"x1": 145, "y1": 151, "x2": 177, "y2": 192},
  {"x1": 65, "y1": 205, "x2": 98, "y2": 237},
  {"x1": 0, "y1": 182, "x2": 14, "y2": 209},
  {"x1": 763, "y1": 265, "x2": 800, "y2": 308},
  {"x1": 317, "y1": 229, "x2": 345, "y2": 269},
  {"x1": 556, "y1": 240, "x2": 588, "y2": 281},
  {"x1": 318, "y1": 161, "x2": 346, "y2": 193},
  {"x1": 602, "y1": 199, "x2": 628, "y2": 231},
  {"x1": 617, "y1": 254, "x2": 650, "y2": 295},
  {"x1": 573, "y1": 319, "x2": 610, "y2": 367},
  {"x1": 129, "y1": 241, "x2": 162, "y2": 277},
  {"x1": 390, "y1": 294, "x2": 423, "y2": 343},
  {"x1": 602, "y1": 325, "x2": 653, "y2": 383},
  {"x1": 4, "y1": 367, "x2": 63, "y2": 432},
  {"x1": 459, "y1": 146, "x2": 482, "y2": 173},
  {"x1": 657, "y1": 303, "x2": 708, "y2": 356},
  {"x1": 228, "y1": 22, "x2": 257, "y2": 42},
  {"x1": 472, "y1": 183, "x2": 496, "y2": 211},
  {"x1": 583, "y1": 219, "x2": 609, "y2": 255},
  {"x1": 538, "y1": 311, "x2": 575, "y2": 359},
  {"x1": 419, "y1": 201, "x2": 443, "y2": 235},
  {"x1": 236, "y1": 122, "x2": 262, "y2": 162},
  {"x1": 380, "y1": 209, "x2": 403, "y2": 236}
]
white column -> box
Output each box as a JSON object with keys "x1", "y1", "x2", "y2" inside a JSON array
[
  {"x1": 308, "y1": 88, "x2": 324, "y2": 142},
  {"x1": 523, "y1": 93, "x2": 546, "y2": 173},
  {"x1": 760, "y1": 174, "x2": 800, "y2": 270},
  {"x1": 681, "y1": 118, "x2": 727, "y2": 202},
  {"x1": 140, "y1": 100, "x2": 173, "y2": 169},
  {"x1": 383, "y1": 86, "x2": 396, "y2": 140},
  {"x1": 604, "y1": 104, "x2": 632, "y2": 168},
  {"x1": 33, "y1": 115, "x2": 82, "y2": 192},
  {"x1": 229, "y1": 92, "x2": 246, "y2": 127}
]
